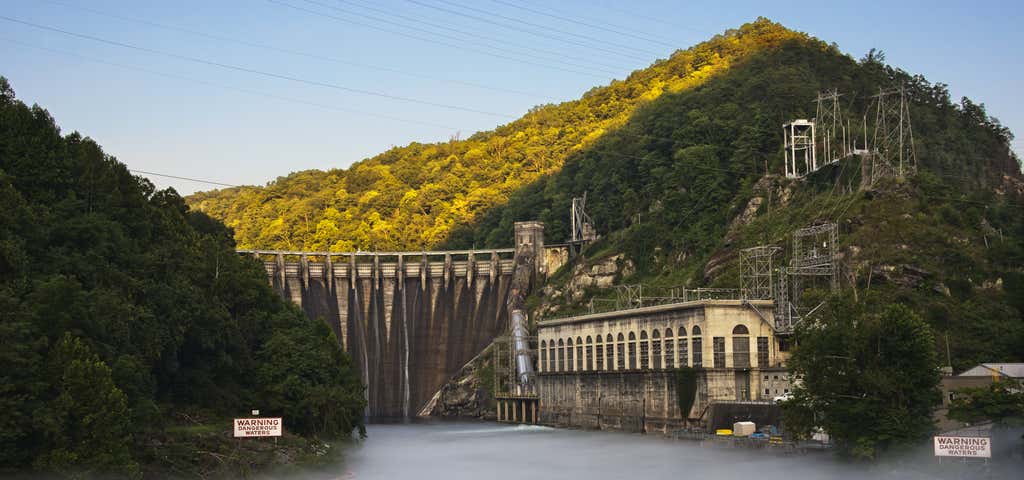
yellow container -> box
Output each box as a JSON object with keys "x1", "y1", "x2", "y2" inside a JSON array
[{"x1": 715, "y1": 429, "x2": 733, "y2": 436}]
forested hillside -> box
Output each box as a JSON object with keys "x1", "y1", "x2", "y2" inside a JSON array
[
  {"x1": 187, "y1": 19, "x2": 810, "y2": 251},
  {"x1": 0, "y1": 78, "x2": 365, "y2": 478},
  {"x1": 189, "y1": 19, "x2": 1023, "y2": 370}
]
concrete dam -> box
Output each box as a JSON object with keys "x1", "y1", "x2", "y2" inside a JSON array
[{"x1": 242, "y1": 222, "x2": 563, "y2": 418}]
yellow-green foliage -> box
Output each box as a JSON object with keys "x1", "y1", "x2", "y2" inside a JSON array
[{"x1": 187, "y1": 19, "x2": 812, "y2": 251}]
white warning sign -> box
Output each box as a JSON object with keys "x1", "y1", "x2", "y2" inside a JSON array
[
  {"x1": 234, "y1": 417, "x2": 282, "y2": 438},
  {"x1": 933, "y1": 436, "x2": 991, "y2": 458}
]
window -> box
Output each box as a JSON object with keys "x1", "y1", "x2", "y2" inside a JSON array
[
  {"x1": 652, "y1": 330, "x2": 662, "y2": 369},
  {"x1": 576, "y1": 336, "x2": 583, "y2": 371},
  {"x1": 616, "y1": 333, "x2": 625, "y2": 370},
  {"x1": 540, "y1": 340, "x2": 547, "y2": 373},
  {"x1": 595, "y1": 335, "x2": 604, "y2": 371},
  {"x1": 757, "y1": 337, "x2": 769, "y2": 368},
  {"x1": 732, "y1": 325, "x2": 750, "y2": 369},
  {"x1": 566, "y1": 338, "x2": 574, "y2": 372},
  {"x1": 585, "y1": 336, "x2": 593, "y2": 371},
  {"x1": 664, "y1": 328, "x2": 675, "y2": 369},
  {"x1": 691, "y1": 326, "x2": 702, "y2": 368},
  {"x1": 765, "y1": 389, "x2": 770, "y2": 395},
  {"x1": 628, "y1": 332, "x2": 637, "y2": 370},
  {"x1": 558, "y1": 339, "x2": 565, "y2": 371},
  {"x1": 679, "y1": 334, "x2": 689, "y2": 367},
  {"x1": 606, "y1": 334, "x2": 615, "y2": 370},
  {"x1": 549, "y1": 342, "x2": 556, "y2": 372},
  {"x1": 639, "y1": 331, "x2": 649, "y2": 370},
  {"x1": 713, "y1": 337, "x2": 725, "y2": 368}
]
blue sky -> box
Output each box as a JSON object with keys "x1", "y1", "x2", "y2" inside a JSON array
[{"x1": 2, "y1": 0, "x2": 1022, "y2": 195}]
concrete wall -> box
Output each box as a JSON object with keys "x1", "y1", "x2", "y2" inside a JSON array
[
  {"x1": 541, "y1": 245, "x2": 570, "y2": 278},
  {"x1": 536, "y1": 300, "x2": 790, "y2": 432},
  {"x1": 538, "y1": 369, "x2": 786, "y2": 433},
  {"x1": 255, "y1": 251, "x2": 514, "y2": 418}
]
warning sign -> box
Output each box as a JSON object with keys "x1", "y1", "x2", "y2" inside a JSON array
[
  {"x1": 233, "y1": 417, "x2": 282, "y2": 438},
  {"x1": 933, "y1": 436, "x2": 991, "y2": 458}
]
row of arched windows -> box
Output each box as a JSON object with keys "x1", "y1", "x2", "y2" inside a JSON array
[{"x1": 539, "y1": 325, "x2": 769, "y2": 373}]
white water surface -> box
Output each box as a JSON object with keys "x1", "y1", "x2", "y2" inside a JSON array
[{"x1": 294, "y1": 421, "x2": 1018, "y2": 480}]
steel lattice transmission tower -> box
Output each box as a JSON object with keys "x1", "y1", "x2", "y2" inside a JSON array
[
  {"x1": 869, "y1": 85, "x2": 917, "y2": 184},
  {"x1": 775, "y1": 222, "x2": 839, "y2": 331},
  {"x1": 815, "y1": 89, "x2": 848, "y2": 164},
  {"x1": 740, "y1": 246, "x2": 781, "y2": 300},
  {"x1": 569, "y1": 192, "x2": 597, "y2": 254}
]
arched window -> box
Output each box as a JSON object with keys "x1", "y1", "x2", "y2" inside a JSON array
[
  {"x1": 616, "y1": 333, "x2": 626, "y2": 370},
  {"x1": 639, "y1": 331, "x2": 650, "y2": 370},
  {"x1": 733, "y1": 324, "x2": 750, "y2": 368},
  {"x1": 691, "y1": 326, "x2": 702, "y2": 368},
  {"x1": 576, "y1": 336, "x2": 584, "y2": 371},
  {"x1": 628, "y1": 332, "x2": 637, "y2": 370},
  {"x1": 585, "y1": 336, "x2": 594, "y2": 371},
  {"x1": 606, "y1": 334, "x2": 615, "y2": 370},
  {"x1": 558, "y1": 339, "x2": 565, "y2": 372},
  {"x1": 595, "y1": 335, "x2": 604, "y2": 371},
  {"x1": 549, "y1": 340, "x2": 556, "y2": 372},
  {"x1": 664, "y1": 328, "x2": 675, "y2": 369},
  {"x1": 677, "y1": 326, "x2": 688, "y2": 367},
  {"x1": 540, "y1": 340, "x2": 547, "y2": 373},
  {"x1": 566, "y1": 338, "x2": 574, "y2": 372},
  {"x1": 652, "y1": 330, "x2": 662, "y2": 369}
]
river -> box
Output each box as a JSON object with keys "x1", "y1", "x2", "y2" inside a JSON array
[{"x1": 288, "y1": 421, "x2": 1014, "y2": 480}]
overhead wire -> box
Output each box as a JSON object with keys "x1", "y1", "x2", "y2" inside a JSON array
[
  {"x1": 41, "y1": 0, "x2": 545, "y2": 98},
  {"x1": 513, "y1": 0, "x2": 698, "y2": 42},
  {"x1": 0, "y1": 14, "x2": 516, "y2": 118},
  {"x1": 265, "y1": 0, "x2": 614, "y2": 78},
  {"x1": 0, "y1": 37, "x2": 459, "y2": 131},
  {"x1": 404, "y1": 0, "x2": 654, "y2": 63},
  {"x1": 432, "y1": 0, "x2": 664, "y2": 58},
  {"x1": 300, "y1": 0, "x2": 622, "y2": 74},
  {"x1": 486, "y1": 0, "x2": 679, "y2": 49},
  {"x1": 128, "y1": 169, "x2": 239, "y2": 188},
  {"x1": 332, "y1": 0, "x2": 630, "y2": 73}
]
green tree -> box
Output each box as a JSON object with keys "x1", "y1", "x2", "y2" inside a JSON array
[
  {"x1": 34, "y1": 334, "x2": 138, "y2": 477},
  {"x1": 782, "y1": 295, "x2": 941, "y2": 459},
  {"x1": 948, "y1": 380, "x2": 1024, "y2": 425}
]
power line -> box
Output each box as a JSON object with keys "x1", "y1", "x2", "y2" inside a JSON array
[
  {"x1": 514, "y1": 0, "x2": 696, "y2": 42},
  {"x1": 405, "y1": 0, "x2": 654, "y2": 63},
  {"x1": 434, "y1": 0, "x2": 664, "y2": 58},
  {"x1": 0, "y1": 14, "x2": 515, "y2": 118},
  {"x1": 265, "y1": 0, "x2": 613, "y2": 78},
  {"x1": 334, "y1": 0, "x2": 629, "y2": 73},
  {"x1": 41, "y1": 0, "x2": 545, "y2": 99},
  {"x1": 486, "y1": 0, "x2": 679, "y2": 49},
  {"x1": 129, "y1": 169, "x2": 239, "y2": 188},
  {"x1": 1, "y1": 37, "x2": 459, "y2": 131},
  {"x1": 299, "y1": 0, "x2": 621, "y2": 75},
  {"x1": 587, "y1": 0, "x2": 708, "y2": 34}
]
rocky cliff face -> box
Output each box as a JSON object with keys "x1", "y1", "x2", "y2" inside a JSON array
[
  {"x1": 534, "y1": 254, "x2": 636, "y2": 317},
  {"x1": 420, "y1": 345, "x2": 496, "y2": 420}
]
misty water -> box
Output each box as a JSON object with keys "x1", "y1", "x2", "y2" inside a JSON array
[{"x1": 292, "y1": 421, "x2": 1016, "y2": 480}]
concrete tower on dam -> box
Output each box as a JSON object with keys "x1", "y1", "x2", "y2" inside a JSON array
[{"x1": 242, "y1": 222, "x2": 569, "y2": 417}]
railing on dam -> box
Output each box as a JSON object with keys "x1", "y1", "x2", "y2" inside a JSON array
[
  {"x1": 238, "y1": 248, "x2": 518, "y2": 282},
  {"x1": 544, "y1": 287, "x2": 744, "y2": 322}
]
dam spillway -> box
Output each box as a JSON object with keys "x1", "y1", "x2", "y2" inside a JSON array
[{"x1": 243, "y1": 249, "x2": 517, "y2": 417}]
